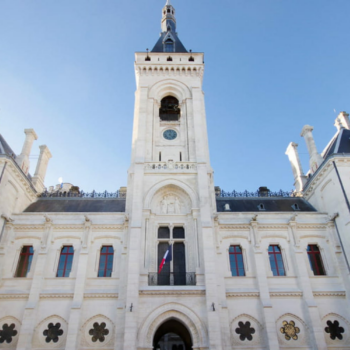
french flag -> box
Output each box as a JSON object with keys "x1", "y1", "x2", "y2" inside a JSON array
[{"x1": 158, "y1": 244, "x2": 172, "y2": 274}]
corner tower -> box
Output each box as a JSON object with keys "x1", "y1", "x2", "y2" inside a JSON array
[{"x1": 123, "y1": 2, "x2": 222, "y2": 349}]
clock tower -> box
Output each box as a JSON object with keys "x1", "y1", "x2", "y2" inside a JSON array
[{"x1": 122, "y1": 1, "x2": 223, "y2": 348}]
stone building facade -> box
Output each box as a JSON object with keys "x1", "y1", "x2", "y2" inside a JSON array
[{"x1": 0, "y1": 1, "x2": 350, "y2": 349}]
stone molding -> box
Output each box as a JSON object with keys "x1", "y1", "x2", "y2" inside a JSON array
[
  {"x1": 83, "y1": 293, "x2": 118, "y2": 299},
  {"x1": 270, "y1": 291, "x2": 303, "y2": 297},
  {"x1": 0, "y1": 293, "x2": 29, "y2": 299},
  {"x1": 219, "y1": 225, "x2": 250, "y2": 231},
  {"x1": 226, "y1": 292, "x2": 260, "y2": 298},
  {"x1": 39, "y1": 293, "x2": 74, "y2": 299},
  {"x1": 139, "y1": 289, "x2": 205, "y2": 296},
  {"x1": 313, "y1": 291, "x2": 346, "y2": 297}
]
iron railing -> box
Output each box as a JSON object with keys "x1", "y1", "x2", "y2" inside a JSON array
[
  {"x1": 216, "y1": 189, "x2": 294, "y2": 198},
  {"x1": 148, "y1": 272, "x2": 196, "y2": 286},
  {"x1": 39, "y1": 190, "x2": 125, "y2": 198}
]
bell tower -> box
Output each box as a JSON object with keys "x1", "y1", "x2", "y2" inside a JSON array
[{"x1": 123, "y1": 1, "x2": 223, "y2": 349}]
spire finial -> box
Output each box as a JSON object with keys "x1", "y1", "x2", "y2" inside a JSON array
[{"x1": 166, "y1": 0, "x2": 171, "y2": 5}]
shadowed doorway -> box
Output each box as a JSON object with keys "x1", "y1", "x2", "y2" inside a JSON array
[{"x1": 153, "y1": 319, "x2": 193, "y2": 350}]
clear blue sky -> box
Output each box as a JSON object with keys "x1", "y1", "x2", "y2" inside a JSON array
[{"x1": 1, "y1": 0, "x2": 349, "y2": 192}]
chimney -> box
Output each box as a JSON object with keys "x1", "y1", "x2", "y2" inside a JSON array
[
  {"x1": 334, "y1": 111, "x2": 350, "y2": 131},
  {"x1": 32, "y1": 145, "x2": 52, "y2": 193},
  {"x1": 15, "y1": 129, "x2": 38, "y2": 175},
  {"x1": 285, "y1": 142, "x2": 307, "y2": 192},
  {"x1": 300, "y1": 125, "x2": 323, "y2": 174}
]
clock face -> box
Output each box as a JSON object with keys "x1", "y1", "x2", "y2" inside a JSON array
[{"x1": 163, "y1": 129, "x2": 177, "y2": 140}]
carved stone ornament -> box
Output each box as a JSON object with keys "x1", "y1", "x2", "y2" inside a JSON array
[
  {"x1": 235, "y1": 321, "x2": 255, "y2": 341},
  {"x1": 280, "y1": 320, "x2": 300, "y2": 341},
  {"x1": 0, "y1": 323, "x2": 18, "y2": 344},
  {"x1": 89, "y1": 322, "x2": 109, "y2": 342},
  {"x1": 43, "y1": 323, "x2": 64, "y2": 343},
  {"x1": 160, "y1": 195, "x2": 182, "y2": 214},
  {"x1": 325, "y1": 320, "x2": 345, "y2": 340}
]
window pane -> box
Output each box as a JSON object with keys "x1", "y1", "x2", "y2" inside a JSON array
[
  {"x1": 277, "y1": 260, "x2": 285, "y2": 276},
  {"x1": 268, "y1": 246, "x2": 274, "y2": 252},
  {"x1": 158, "y1": 227, "x2": 170, "y2": 239},
  {"x1": 269, "y1": 255, "x2": 278, "y2": 276},
  {"x1": 229, "y1": 255, "x2": 238, "y2": 276},
  {"x1": 314, "y1": 254, "x2": 326, "y2": 275},
  {"x1": 173, "y1": 227, "x2": 185, "y2": 239}
]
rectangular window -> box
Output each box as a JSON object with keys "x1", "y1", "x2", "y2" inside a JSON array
[
  {"x1": 268, "y1": 245, "x2": 285, "y2": 276},
  {"x1": 158, "y1": 242, "x2": 171, "y2": 285},
  {"x1": 158, "y1": 227, "x2": 170, "y2": 239},
  {"x1": 173, "y1": 242, "x2": 186, "y2": 285},
  {"x1": 173, "y1": 227, "x2": 185, "y2": 239},
  {"x1": 165, "y1": 42, "x2": 174, "y2": 52},
  {"x1": 229, "y1": 246, "x2": 245, "y2": 276},
  {"x1": 57, "y1": 246, "x2": 74, "y2": 277},
  {"x1": 307, "y1": 245, "x2": 326, "y2": 275},
  {"x1": 98, "y1": 246, "x2": 114, "y2": 277},
  {"x1": 15, "y1": 246, "x2": 34, "y2": 277}
]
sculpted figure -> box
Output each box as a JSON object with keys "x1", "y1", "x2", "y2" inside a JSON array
[
  {"x1": 161, "y1": 196, "x2": 168, "y2": 214},
  {"x1": 174, "y1": 197, "x2": 181, "y2": 214}
]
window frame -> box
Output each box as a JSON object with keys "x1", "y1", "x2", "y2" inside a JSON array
[
  {"x1": 268, "y1": 245, "x2": 286, "y2": 276},
  {"x1": 98, "y1": 246, "x2": 114, "y2": 277},
  {"x1": 14, "y1": 245, "x2": 34, "y2": 278},
  {"x1": 307, "y1": 244, "x2": 326, "y2": 276},
  {"x1": 228, "y1": 245, "x2": 245, "y2": 276},
  {"x1": 56, "y1": 246, "x2": 74, "y2": 278}
]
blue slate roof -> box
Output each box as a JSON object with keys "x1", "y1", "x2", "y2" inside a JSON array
[
  {"x1": 24, "y1": 199, "x2": 126, "y2": 213},
  {"x1": 216, "y1": 197, "x2": 316, "y2": 212},
  {"x1": 0, "y1": 134, "x2": 16, "y2": 158},
  {"x1": 151, "y1": 32, "x2": 187, "y2": 53},
  {"x1": 323, "y1": 129, "x2": 350, "y2": 159}
]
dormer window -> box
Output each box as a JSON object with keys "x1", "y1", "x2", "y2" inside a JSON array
[
  {"x1": 167, "y1": 56, "x2": 173, "y2": 61},
  {"x1": 189, "y1": 56, "x2": 194, "y2": 62},
  {"x1": 159, "y1": 96, "x2": 180, "y2": 121},
  {"x1": 292, "y1": 203, "x2": 300, "y2": 211},
  {"x1": 258, "y1": 203, "x2": 265, "y2": 211},
  {"x1": 164, "y1": 39, "x2": 174, "y2": 52},
  {"x1": 224, "y1": 203, "x2": 230, "y2": 211}
]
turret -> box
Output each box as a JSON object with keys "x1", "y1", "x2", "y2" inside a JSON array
[{"x1": 15, "y1": 129, "x2": 38, "y2": 175}]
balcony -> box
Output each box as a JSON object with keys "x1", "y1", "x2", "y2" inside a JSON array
[{"x1": 148, "y1": 272, "x2": 196, "y2": 286}]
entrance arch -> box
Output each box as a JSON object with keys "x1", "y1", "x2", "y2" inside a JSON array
[
  {"x1": 153, "y1": 319, "x2": 192, "y2": 350},
  {"x1": 137, "y1": 303, "x2": 208, "y2": 349}
]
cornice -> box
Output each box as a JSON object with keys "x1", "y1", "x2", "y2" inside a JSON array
[
  {"x1": 92, "y1": 225, "x2": 124, "y2": 231},
  {"x1": 14, "y1": 225, "x2": 44, "y2": 232},
  {"x1": 53, "y1": 225, "x2": 84, "y2": 231},
  {"x1": 139, "y1": 289, "x2": 205, "y2": 296},
  {"x1": 297, "y1": 224, "x2": 327, "y2": 230},
  {"x1": 313, "y1": 291, "x2": 346, "y2": 297},
  {"x1": 258, "y1": 225, "x2": 288, "y2": 230},
  {"x1": 304, "y1": 155, "x2": 350, "y2": 197},
  {"x1": 0, "y1": 156, "x2": 37, "y2": 200},
  {"x1": 84, "y1": 293, "x2": 118, "y2": 299}
]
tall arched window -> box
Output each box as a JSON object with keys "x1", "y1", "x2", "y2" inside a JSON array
[
  {"x1": 159, "y1": 96, "x2": 180, "y2": 121},
  {"x1": 229, "y1": 246, "x2": 245, "y2": 276},
  {"x1": 268, "y1": 245, "x2": 285, "y2": 276},
  {"x1": 98, "y1": 246, "x2": 114, "y2": 277},
  {"x1": 307, "y1": 245, "x2": 326, "y2": 275},
  {"x1": 15, "y1": 246, "x2": 34, "y2": 277}
]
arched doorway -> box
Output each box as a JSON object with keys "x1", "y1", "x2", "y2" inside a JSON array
[{"x1": 153, "y1": 319, "x2": 193, "y2": 350}]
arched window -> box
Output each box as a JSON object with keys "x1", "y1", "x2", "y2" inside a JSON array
[
  {"x1": 307, "y1": 245, "x2": 326, "y2": 275},
  {"x1": 229, "y1": 246, "x2": 245, "y2": 276},
  {"x1": 15, "y1": 246, "x2": 34, "y2": 277},
  {"x1": 57, "y1": 246, "x2": 74, "y2": 277},
  {"x1": 164, "y1": 39, "x2": 174, "y2": 52},
  {"x1": 268, "y1": 245, "x2": 285, "y2": 276},
  {"x1": 159, "y1": 96, "x2": 180, "y2": 121},
  {"x1": 98, "y1": 246, "x2": 114, "y2": 277}
]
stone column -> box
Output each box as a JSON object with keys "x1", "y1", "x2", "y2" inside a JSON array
[
  {"x1": 334, "y1": 111, "x2": 350, "y2": 131},
  {"x1": 16, "y1": 219, "x2": 52, "y2": 350},
  {"x1": 15, "y1": 129, "x2": 38, "y2": 175},
  {"x1": 288, "y1": 220, "x2": 328, "y2": 350},
  {"x1": 32, "y1": 145, "x2": 52, "y2": 193},
  {"x1": 249, "y1": 218, "x2": 280, "y2": 350},
  {"x1": 285, "y1": 142, "x2": 307, "y2": 192},
  {"x1": 65, "y1": 218, "x2": 92, "y2": 350},
  {"x1": 300, "y1": 125, "x2": 323, "y2": 174}
]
